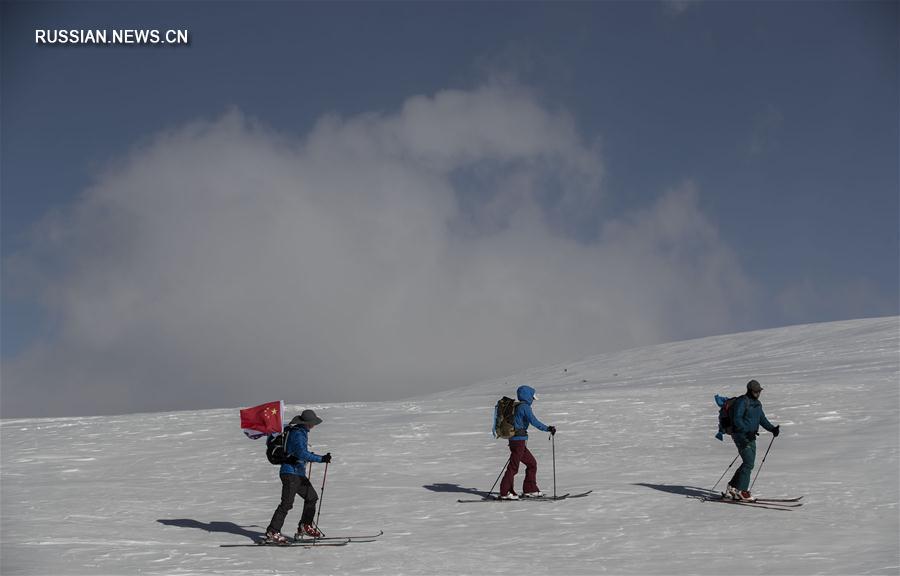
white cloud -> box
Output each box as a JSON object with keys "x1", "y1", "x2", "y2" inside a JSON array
[{"x1": 3, "y1": 83, "x2": 757, "y2": 416}]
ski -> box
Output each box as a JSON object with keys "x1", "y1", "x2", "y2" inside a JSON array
[
  {"x1": 538, "y1": 490, "x2": 592, "y2": 501},
  {"x1": 706, "y1": 497, "x2": 801, "y2": 510},
  {"x1": 715, "y1": 500, "x2": 799, "y2": 511},
  {"x1": 457, "y1": 493, "x2": 568, "y2": 503},
  {"x1": 220, "y1": 538, "x2": 350, "y2": 548},
  {"x1": 718, "y1": 493, "x2": 803, "y2": 505},
  {"x1": 457, "y1": 490, "x2": 591, "y2": 503},
  {"x1": 753, "y1": 496, "x2": 803, "y2": 503},
  {"x1": 296, "y1": 530, "x2": 383, "y2": 543}
]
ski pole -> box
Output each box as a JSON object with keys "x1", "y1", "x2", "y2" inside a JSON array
[
  {"x1": 550, "y1": 432, "x2": 557, "y2": 499},
  {"x1": 488, "y1": 456, "x2": 512, "y2": 497},
  {"x1": 712, "y1": 454, "x2": 740, "y2": 492},
  {"x1": 314, "y1": 461, "x2": 329, "y2": 535},
  {"x1": 749, "y1": 435, "x2": 775, "y2": 492}
]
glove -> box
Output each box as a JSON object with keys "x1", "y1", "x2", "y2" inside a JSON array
[
  {"x1": 548, "y1": 426, "x2": 557, "y2": 436},
  {"x1": 772, "y1": 425, "x2": 780, "y2": 437},
  {"x1": 286, "y1": 455, "x2": 300, "y2": 465},
  {"x1": 746, "y1": 431, "x2": 758, "y2": 442},
  {"x1": 321, "y1": 453, "x2": 332, "y2": 464}
]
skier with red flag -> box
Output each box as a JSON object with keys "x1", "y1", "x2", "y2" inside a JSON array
[{"x1": 264, "y1": 410, "x2": 332, "y2": 544}]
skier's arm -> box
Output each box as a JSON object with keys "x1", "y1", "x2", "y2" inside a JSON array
[
  {"x1": 291, "y1": 433, "x2": 324, "y2": 463},
  {"x1": 759, "y1": 409, "x2": 776, "y2": 433},
  {"x1": 299, "y1": 447, "x2": 324, "y2": 463},
  {"x1": 524, "y1": 404, "x2": 550, "y2": 433}
]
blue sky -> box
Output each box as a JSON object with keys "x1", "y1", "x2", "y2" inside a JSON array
[{"x1": 2, "y1": 1, "x2": 897, "y2": 417}]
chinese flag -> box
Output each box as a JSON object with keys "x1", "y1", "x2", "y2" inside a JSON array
[{"x1": 240, "y1": 400, "x2": 284, "y2": 439}]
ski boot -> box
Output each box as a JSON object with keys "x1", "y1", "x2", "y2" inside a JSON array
[
  {"x1": 264, "y1": 528, "x2": 290, "y2": 545},
  {"x1": 296, "y1": 523, "x2": 323, "y2": 540}
]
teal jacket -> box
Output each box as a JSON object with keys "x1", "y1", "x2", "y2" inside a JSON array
[{"x1": 731, "y1": 394, "x2": 776, "y2": 441}]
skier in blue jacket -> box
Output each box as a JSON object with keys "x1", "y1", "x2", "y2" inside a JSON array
[
  {"x1": 265, "y1": 410, "x2": 332, "y2": 543},
  {"x1": 499, "y1": 385, "x2": 556, "y2": 500},
  {"x1": 725, "y1": 380, "x2": 780, "y2": 501}
]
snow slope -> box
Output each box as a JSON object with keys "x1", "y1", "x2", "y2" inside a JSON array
[{"x1": 2, "y1": 317, "x2": 898, "y2": 575}]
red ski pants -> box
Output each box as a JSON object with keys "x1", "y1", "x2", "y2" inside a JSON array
[{"x1": 500, "y1": 439, "x2": 539, "y2": 496}]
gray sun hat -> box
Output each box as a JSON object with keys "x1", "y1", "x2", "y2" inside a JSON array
[
  {"x1": 746, "y1": 379, "x2": 763, "y2": 393},
  {"x1": 290, "y1": 409, "x2": 323, "y2": 427}
]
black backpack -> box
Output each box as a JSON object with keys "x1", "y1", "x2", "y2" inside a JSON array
[
  {"x1": 715, "y1": 394, "x2": 742, "y2": 440},
  {"x1": 493, "y1": 396, "x2": 519, "y2": 439},
  {"x1": 265, "y1": 426, "x2": 295, "y2": 465}
]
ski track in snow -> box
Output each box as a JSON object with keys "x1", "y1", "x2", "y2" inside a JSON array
[{"x1": 2, "y1": 317, "x2": 899, "y2": 575}]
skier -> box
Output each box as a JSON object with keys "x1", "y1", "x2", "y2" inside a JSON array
[
  {"x1": 265, "y1": 410, "x2": 332, "y2": 544},
  {"x1": 725, "y1": 380, "x2": 780, "y2": 501},
  {"x1": 499, "y1": 385, "x2": 556, "y2": 500}
]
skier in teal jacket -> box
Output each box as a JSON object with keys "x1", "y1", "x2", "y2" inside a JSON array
[{"x1": 726, "y1": 380, "x2": 780, "y2": 501}]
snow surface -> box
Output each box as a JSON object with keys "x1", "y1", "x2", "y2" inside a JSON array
[{"x1": 2, "y1": 317, "x2": 898, "y2": 575}]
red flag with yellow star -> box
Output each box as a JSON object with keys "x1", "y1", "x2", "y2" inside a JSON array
[{"x1": 240, "y1": 400, "x2": 284, "y2": 439}]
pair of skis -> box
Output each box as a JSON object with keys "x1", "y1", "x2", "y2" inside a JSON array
[
  {"x1": 221, "y1": 530, "x2": 383, "y2": 548},
  {"x1": 706, "y1": 494, "x2": 804, "y2": 511},
  {"x1": 457, "y1": 490, "x2": 592, "y2": 503}
]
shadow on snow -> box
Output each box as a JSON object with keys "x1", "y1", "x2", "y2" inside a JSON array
[
  {"x1": 632, "y1": 483, "x2": 719, "y2": 501},
  {"x1": 423, "y1": 483, "x2": 491, "y2": 498},
  {"x1": 157, "y1": 518, "x2": 263, "y2": 541}
]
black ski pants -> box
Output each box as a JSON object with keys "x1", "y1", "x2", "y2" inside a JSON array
[{"x1": 268, "y1": 473, "x2": 318, "y2": 533}]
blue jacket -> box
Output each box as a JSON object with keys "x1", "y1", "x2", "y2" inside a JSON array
[
  {"x1": 511, "y1": 385, "x2": 550, "y2": 441},
  {"x1": 731, "y1": 394, "x2": 776, "y2": 441},
  {"x1": 279, "y1": 425, "x2": 324, "y2": 476}
]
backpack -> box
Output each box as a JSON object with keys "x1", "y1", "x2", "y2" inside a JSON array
[
  {"x1": 715, "y1": 394, "x2": 742, "y2": 441},
  {"x1": 265, "y1": 426, "x2": 295, "y2": 465},
  {"x1": 492, "y1": 396, "x2": 519, "y2": 439}
]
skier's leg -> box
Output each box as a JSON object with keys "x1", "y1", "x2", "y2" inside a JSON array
[
  {"x1": 729, "y1": 437, "x2": 751, "y2": 491},
  {"x1": 500, "y1": 441, "x2": 524, "y2": 496},
  {"x1": 297, "y1": 477, "x2": 320, "y2": 526},
  {"x1": 268, "y1": 474, "x2": 299, "y2": 532},
  {"x1": 521, "y1": 445, "x2": 539, "y2": 493},
  {"x1": 735, "y1": 440, "x2": 756, "y2": 491},
  {"x1": 728, "y1": 458, "x2": 741, "y2": 490}
]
